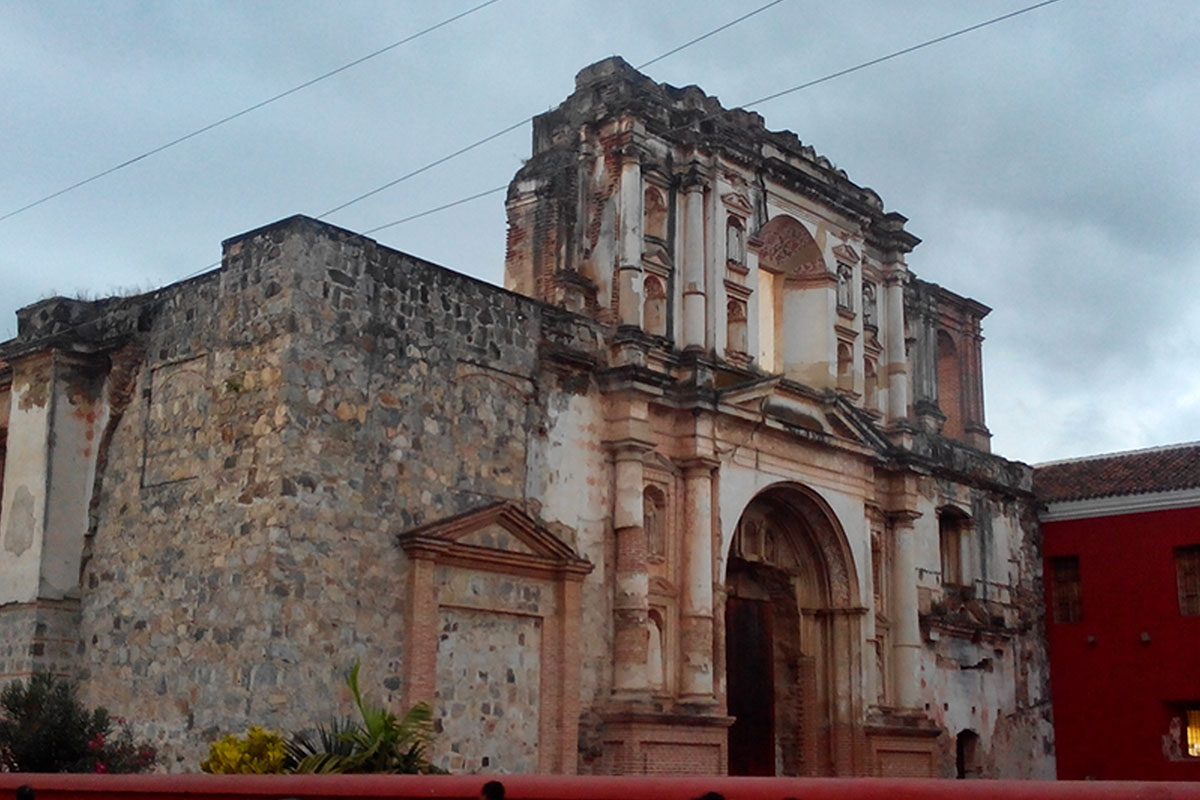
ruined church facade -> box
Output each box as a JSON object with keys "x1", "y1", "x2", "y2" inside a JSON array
[{"x1": 0, "y1": 59, "x2": 1053, "y2": 777}]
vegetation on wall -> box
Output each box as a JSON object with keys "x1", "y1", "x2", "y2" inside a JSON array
[{"x1": 0, "y1": 672, "x2": 157, "y2": 773}]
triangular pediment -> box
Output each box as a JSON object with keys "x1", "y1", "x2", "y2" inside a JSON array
[
  {"x1": 398, "y1": 502, "x2": 592, "y2": 579},
  {"x1": 458, "y1": 522, "x2": 536, "y2": 554},
  {"x1": 718, "y1": 378, "x2": 889, "y2": 453},
  {"x1": 721, "y1": 191, "x2": 754, "y2": 215},
  {"x1": 832, "y1": 243, "x2": 860, "y2": 264}
]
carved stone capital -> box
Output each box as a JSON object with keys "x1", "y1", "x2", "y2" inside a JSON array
[
  {"x1": 885, "y1": 509, "x2": 922, "y2": 527},
  {"x1": 679, "y1": 163, "x2": 710, "y2": 192},
  {"x1": 678, "y1": 456, "x2": 720, "y2": 477}
]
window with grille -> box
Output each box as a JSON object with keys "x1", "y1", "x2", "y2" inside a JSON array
[
  {"x1": 1177, "y1": 545, "x2": 1200, "y2": 616},
  {"x1": 1050, "y1": 555, "x2": 1082, "y2": 624}
]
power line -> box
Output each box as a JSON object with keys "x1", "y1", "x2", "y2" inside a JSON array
[
  {"x1": 186, "y1": 0, "x2": 1061, "y2": 280},
  {"x1": 0, "y1": 0, "x2": 503, "y2": 225},
  {"x1": 741, "y1": 0, "x2": 1066, "y2": 110},
  {"x1": 363, "y1": 186, "x2": 508, "y2": 235},
  {"x1": 363, "y1": 0, "x2": 1066, "y2": 237},
  {"x1": 174, "y1": 183, "x2": 510, "y2": 281},
  {"x1": 177, "y1": 3, "x2": 786, "y2": 281},
  {"x1": 316, "y1": 0, "x2": 789, "y2": 221},
  {"x1": 316, "y1": 121, "x2": 529, "y2": 219},
  {"x1": 635, "y1": 0, "x2": 786, "y2": 71}
]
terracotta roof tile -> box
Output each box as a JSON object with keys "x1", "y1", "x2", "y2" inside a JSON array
[{"x1": 1033, "y1": 442, "x2": 1200, "y2": 503}]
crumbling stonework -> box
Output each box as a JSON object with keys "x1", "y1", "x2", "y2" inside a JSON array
[{"x1": 0, "y1": 58, "x2": 1053, "y2": 777}]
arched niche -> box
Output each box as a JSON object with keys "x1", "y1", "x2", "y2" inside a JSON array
[
  {"x1": 751, "y1": 216, "x2": 836, "y2": 382},
  {"x1": 755, "y1": 215, "x2": 825, "y2": 280},
  {"x1": 644, "y1": 186, "x2": 669, "y2": 242},
  {"x1": 642, "y1": 275, "x2": 668, "y2": 337}
]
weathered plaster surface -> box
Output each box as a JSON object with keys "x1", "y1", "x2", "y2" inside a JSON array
[{"x1": 0, "y1": 57, "x2": 1053, "y2": 778}]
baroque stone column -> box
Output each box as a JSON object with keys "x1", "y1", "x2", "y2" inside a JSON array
[
  {"x1": 883, "y1": 270, "x2": 909, "y2": 423},
  {"x1": 888, "y1": 510, "x2": 922, "y2": 709},
  {"x1": 680, "y1": 166, "x2": 708, "y2": 350},
  {"x1": 617, "y1": 142, "x2": 645, "y2": 328},
  {"x1": 611, "y1": 441, "x2": 653, "y2": 694},
  {"x1": 679, "y1": 457, "x2": 718, "y2": 702}
]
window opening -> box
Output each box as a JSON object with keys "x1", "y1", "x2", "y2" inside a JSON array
[
  {"x1": 939, "y1": 510, "x2": 967, "y2": 587},
  {"x1": 1177, "y1": 545, "x2": 1200, "y2": 616},
  {"x1": 1050, "y1": 555, "x2": 1083, "y2": 623}
]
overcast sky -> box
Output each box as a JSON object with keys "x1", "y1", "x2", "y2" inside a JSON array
[{"x1": 2, "y1": 0, "x2": 1197, "y2": 465}]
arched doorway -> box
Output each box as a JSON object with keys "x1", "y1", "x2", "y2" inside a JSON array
[
  {"x1": 956, "y1": 730, "x2": 981, "y2": 778},
  {"x1": 724, "y1": 484, "x2": 862, "y2": 776}
]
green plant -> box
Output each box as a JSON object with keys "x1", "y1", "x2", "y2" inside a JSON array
[
  {"x1": 200, "y1": 726, "x2": 289, "y2": 774},
  {"x1": 0, "y1": 672, "x2": 156, "y2": 773},
  {"x1": 286, "y1": 663, "x2": 441, "y2": 774}
]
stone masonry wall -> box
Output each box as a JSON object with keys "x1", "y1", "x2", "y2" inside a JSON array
[
  {"x1": 74, "y1": 216, "x2": 603, "y2": 770},
  {"x1": 0, "y1": 600, "x2": 80, "y2": 679}
]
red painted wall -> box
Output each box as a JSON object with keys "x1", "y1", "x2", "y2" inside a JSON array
[
  {"x1": 1043, "y1": 504, "x2": 1200, "y2": 780},
  {"x1": 2, "y1": 774, "x2": 1200, "y2": 800}
]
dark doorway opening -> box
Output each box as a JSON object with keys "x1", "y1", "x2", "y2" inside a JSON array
[
  {"x1": 956, "y1": 730, "x2": 980, "y2": 778},
  {"x1": 726, "y1": 595, "x2": 774, "y2": 775}
]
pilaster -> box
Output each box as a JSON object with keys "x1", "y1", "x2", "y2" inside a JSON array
[
  {"x1": 887, "y1": 509, "x2": 923, "y2": 710},
  {"x1": 680, "y1": 165, "x2": 709, "y2": 350},
  {"x1": 0, "y1": 350, "x2": 107, "y2": 607},
  {"x1": 883, "y1": 270, "x2": 909, "y2": 425},
  {"x1": 679, "y1": 456, "x2": 719, "y2": 703},
  {"x1": 617, "y1": 138, "x2": 648, "y2": 329},
  {"x1": 609, "y1": 438, "x2": 655, "y2": 695}
]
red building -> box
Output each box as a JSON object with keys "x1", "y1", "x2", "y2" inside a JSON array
[{"x1": 1036, "y1": 442, "x2": 1200, "y2": 780}]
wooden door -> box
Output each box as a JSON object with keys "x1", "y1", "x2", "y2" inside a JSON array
[{"x1": 726, "y1": 595, "x2": 775, "y2": 775}]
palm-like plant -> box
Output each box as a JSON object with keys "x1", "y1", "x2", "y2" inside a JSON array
[{"x1": 287, "y1": 663, "x2": 441, "y2": 774}]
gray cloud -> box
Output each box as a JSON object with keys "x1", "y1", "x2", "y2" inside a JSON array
[{"x1": 2, "y1": 0, "x2": 1196, "y2": 463}]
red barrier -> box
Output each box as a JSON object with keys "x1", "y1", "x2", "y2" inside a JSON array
[{"x1": 2, "y1": 774, "x2": 1200, "y2": 800}]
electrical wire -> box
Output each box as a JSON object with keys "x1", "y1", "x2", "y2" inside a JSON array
[
  {"x1": 363, "y1": 186, "x2": 508, "y2": 235},
  {"x1": 741, "y1": 0, "x2": 1066, "y2": 110},
  {"x1": 315, "y1": 0, "x2": 789, "y2": 221},
  {"x1": 360, "y1": 0, "x2": 1067, "y2": 237},
  {"x1": 0, "y1": 0, "x2": 503, "y2": 225},
  {"x1": 182, "y1": 0, "x2": 1061, "y2": 280},
  {"x1": 634, "y1": 0, "x2": 786, "y2": 71}
]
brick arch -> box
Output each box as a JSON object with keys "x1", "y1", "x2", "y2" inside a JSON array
[
  {"x1": 723, "y1": 481, "x2": 861, "y2": 607},
  {"x1": 723, "y1": 482, "x2": 865, "y2": 776}
]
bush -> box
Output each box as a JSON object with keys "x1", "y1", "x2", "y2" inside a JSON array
[
  {"x1": 200, "y1": 726, "x2": 289, "y2": 774},
  {"x1": 201, "y1": 663, "x2": 442, "y2": 774},
  {"x1": 0, "y1": 672, "x2": 156, "y2": 773},
  {"x1": 286, "y1": 663, "x2": 441, "y2": 774}
]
